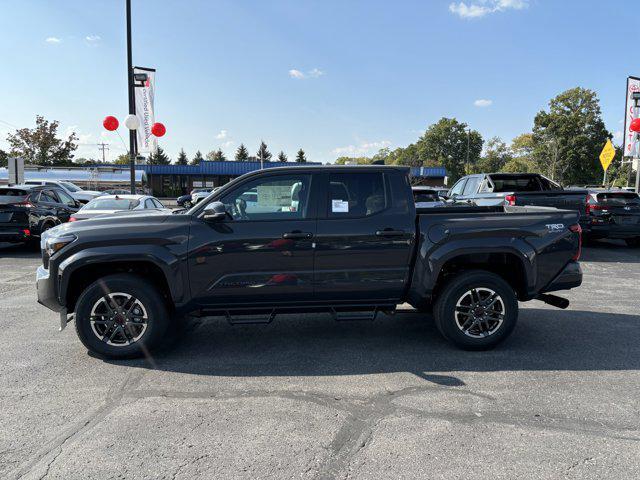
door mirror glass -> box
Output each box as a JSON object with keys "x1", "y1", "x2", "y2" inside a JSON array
[{"x1": 203, "y1": 201, "x2": 228, "y2": 221}]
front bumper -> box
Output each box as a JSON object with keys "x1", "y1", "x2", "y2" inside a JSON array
[
  {"x1": 544, "y1": 261, "x2": 582, "y2": 293},
  {"x1": 36, "y1": 265, "x2": 63, "y2": 312}
]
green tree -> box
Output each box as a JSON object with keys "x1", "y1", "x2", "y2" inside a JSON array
[
  {"x1": 205, "y1": 149, "x2": 227, "y2": 161},
  {"x1": 334, "y1": 156, "x2": 371, "y2": 165},
  {"x1": 176, "y1": 148, "x2": 188, "y2": 165},
  {"x1": 0, "y1": 149, "x2": 9, "y2": 167},
  {"x1": 6, "y1": 115, "x2": 78, "y2": 166},
  {"x1": 277, "y1": 151, "x2": 288, "y2": 162},
  {"x1": 501, "y1": 156, "x2": 538, "y2": 173},
  {"x1": 295, "y1": 148, "x2": 307, "y2": 163},
  {"x1": 114, "y1": 153, "x2": 130, "y2": 165},
  {"x1": 256, "y1": 141, "x2": 272, "y2": 163},
  {"x1": 532, "y1": 87, "x2": 611, "y2": 185},
  {"x1": 473, "y1": 137, "x2": 512, "y2": 173},
  {"x1": 191, "y1": 150, "x2": 204, "y2": 166},
  {"x1": 416, "y1": 118, "x2": 483, "y2": 181},
  {"x1": 148, "y1": 146, "x2": 171, "y2": 165},
  {"x1": 235, "y1": 143, "x2": 249, "y2": 161}
]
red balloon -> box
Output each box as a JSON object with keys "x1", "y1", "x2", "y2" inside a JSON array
[
  {"x1": 151, "y1": 122, "x2": 166, "y2": 137},
  {"x1": 630, "y1": 118, "x2": 640, "y2": 133},
  {"x1": 103, "y1": 116, "x2": 119, "y2": 131}
]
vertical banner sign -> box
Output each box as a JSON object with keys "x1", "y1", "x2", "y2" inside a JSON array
[
  {"x1": 623, "y1": 76, "x2": 640, "y2": 157},
  {"x1": 134, "y1": 67, "x2": 157, "y2": 155}
]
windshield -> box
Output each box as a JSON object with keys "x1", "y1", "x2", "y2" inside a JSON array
[
  {"x1": 60, "y1": 182, "x2": 81, "y2": 192},
  {"x1": 81, "y1": 198, "x2": 139, "y2": 210},
  {"x1": 597, "y1": 192, "x2": 640, "y2": 205}
]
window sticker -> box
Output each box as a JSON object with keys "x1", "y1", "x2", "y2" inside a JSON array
[{"x1": 332, "y1": 199, "x2": 349, "y2": 213}]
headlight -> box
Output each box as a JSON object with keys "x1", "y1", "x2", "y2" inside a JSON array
[{"x1": 44, "y1": 234, "x2": 77, "y2": 256}]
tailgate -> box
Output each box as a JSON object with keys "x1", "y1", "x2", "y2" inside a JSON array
[{"x1": 515, "y1": 190, "x2": 587, "y2": 222}]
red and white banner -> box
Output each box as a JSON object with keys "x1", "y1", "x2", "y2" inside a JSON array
[
  {"x1": 623, "y1": 76, "x2": 640, "y2": 158},
  {"x1": 134, "y1": 67, "x2": 157, "y2": 155}
]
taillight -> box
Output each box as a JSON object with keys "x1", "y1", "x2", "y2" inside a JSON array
[
  {"x1": 69, "y1": 217, "x2": 77, "y2": 222},
  {"x1": 12, "y1": 201, "x2": 34, "y2": 208},
  {"x1": 569, "y1": 224, "x2": 582, "y2": 261},
  {"x1": 22, "y1": 229, "x2": 31, "y2": 237},
  {"x1": 505, "y1": 194, "x2": 516, "y2": 206},
  {"x1": 586, "y1": 195, "x2": 606, "y2": 214}
]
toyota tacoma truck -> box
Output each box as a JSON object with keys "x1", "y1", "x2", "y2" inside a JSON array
[{"x1": 36, "y1": 166, "x2": 583, "y2": 358}]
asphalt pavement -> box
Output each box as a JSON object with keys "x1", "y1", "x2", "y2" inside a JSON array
[{"x1": 0, "y1": 240, "x2": 639, "y2": 479}]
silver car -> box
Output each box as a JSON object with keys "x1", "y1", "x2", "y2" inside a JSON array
[{"x1": 70, "y1": 195, "x2": 172, "y2": 221}]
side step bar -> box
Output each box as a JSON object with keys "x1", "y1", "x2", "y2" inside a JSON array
[{"x1": 202, "y1": 305, "x2": 396, "y2": 325}]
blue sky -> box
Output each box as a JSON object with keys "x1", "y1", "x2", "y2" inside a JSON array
[{"x1": 0, "y1": 0, "x2": 635, "y2": 163}]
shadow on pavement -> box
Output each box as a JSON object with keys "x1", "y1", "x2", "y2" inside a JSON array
[
  {"x1": 0, "y1": 242, "x2": 40, "y2": 258},
  {"x1": 581, "y1": 240, "x2": 640, "y2": 263},
  {"x1": 108, "y1": 307, "x2": 640, "y2": 380}
]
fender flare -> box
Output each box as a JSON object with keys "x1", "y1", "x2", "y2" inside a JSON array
[
  {"x1": 57, "y1": 244, "x2": 185, "y2": 307},
  {"x1": 411, "y1": 236, "x2": 537, "y2": 300}
]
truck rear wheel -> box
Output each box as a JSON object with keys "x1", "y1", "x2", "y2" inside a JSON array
[
  {"x1": 434, "y1": 270, "x2": 518, "y2": 350},
  {"x1": 74, "y1": 274, "x2": 171, "y2": 359}
]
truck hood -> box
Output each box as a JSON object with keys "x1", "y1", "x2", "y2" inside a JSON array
[{"x1": 49, "y1": 210, "x2": 177, "y2": 237}]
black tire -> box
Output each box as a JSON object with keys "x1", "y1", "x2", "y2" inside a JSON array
[
  {"x1": 433, "y1": 270, "x2": 518, "y2": 350},
  {"x1": 625, "y1": 237, "x2": 640, "y2": 248},
  {"x1": 74, "y1": 274, "x2": 171, "y2": 359}
]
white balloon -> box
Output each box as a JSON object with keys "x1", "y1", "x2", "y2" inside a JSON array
[{"x1": 124, "y1": 114, "x2": 140, "y2": 130}]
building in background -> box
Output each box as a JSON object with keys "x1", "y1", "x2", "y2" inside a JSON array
[{"x1": 0, "y1": 162, "x2": 447, "y2": 197}]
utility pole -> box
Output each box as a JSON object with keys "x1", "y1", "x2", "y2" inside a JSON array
[
  {"x1": 97, "y1": 142, "x2": 109, "y2": 162},
  {"x1": 465, "y1": 128, "x2": 470, "y2": 174},
  {"x1": 126, "y1": 0, "x2": 136, "y2": 194}
]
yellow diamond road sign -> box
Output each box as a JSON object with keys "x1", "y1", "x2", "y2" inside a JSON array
[{"x1": 599, "y1": 139, "x2": 615, "y2": 171}]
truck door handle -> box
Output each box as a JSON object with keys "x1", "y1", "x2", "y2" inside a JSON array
[
  {"x1": 376, "y1": 229, "x2": 405, "y2": 237},
  {"x1": 282, "y1": 231, "x2": 313, "y2": 239}
]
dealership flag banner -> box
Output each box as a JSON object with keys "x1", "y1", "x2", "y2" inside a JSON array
[
  {"x1": 623, "y1": 76, "x2": 640, "y2": 157},
  {"x1": 134, "y1": 67, "x2": 157, "y2": 155}
]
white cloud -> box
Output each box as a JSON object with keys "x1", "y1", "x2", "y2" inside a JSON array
[
  {"x1": 449, "y1": 0, "x2": 528, "y2": 19},
  {"x1": 308, "y1": 68, "x2": 324, "y2": 78},
  {"x1": 45, "y1": 37, "x2": 62, "y2": 44},
  {"x1": 215, "y1": 129, "x2": 228, "y2": 140},
  {"x1": 289, "y1": 69, "x2": 306, "y2": 79},
  {"x1": 474, "y1": 98, "x2": 493, "y2": 107},
  {"x1": 332, "y1": 140, "x2": 391, "y2": 156},
  {"x1": 221, "y1": 140, "x2": 234, "y2": 148},
  {"x1": 85, "y1": 35, "x2": 101, "y2": 44},
  {"x1": 614, "y1": 130, "x2": 623, "y2": 143},
  {"x1": 288, "y1": 68, "x2": 325, "y2": 80}
]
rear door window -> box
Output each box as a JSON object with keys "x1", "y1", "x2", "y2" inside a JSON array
[
  {"x1": 38, "y1": 190, "x2": 59, "y2": 203},
  {"x1": 327, "y1": 172, "x2": 387, "y2": 218},
  {"x1": 462, "y1": 176, "x2": 481, "y2": 195}
]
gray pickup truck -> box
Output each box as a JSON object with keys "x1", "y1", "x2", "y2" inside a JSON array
[{"x1": 447, "y1": 173, "x2": 588, "y2": 225}]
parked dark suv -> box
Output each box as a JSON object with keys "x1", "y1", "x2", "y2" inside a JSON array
[
  {"x1": 0, "y1": 185, "x2": 80, "y2": 246},
  {"x1": 583, "y1": 189, "x2": 640, "y2": 246}
]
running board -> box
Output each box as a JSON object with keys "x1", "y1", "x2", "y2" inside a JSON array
[
  {"x1": 536, "y1": 293, "x2": 570, "y2": 309},
  {"x1": 330, "y1": 307, "x2": 379, "y2": 322},
  {"x1": 225, "y1": 309, "x2": 276, "y2": 325}
]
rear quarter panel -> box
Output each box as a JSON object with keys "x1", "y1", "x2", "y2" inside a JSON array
[{"x1": 407, "y1": 208, "x2": 580, "y2": 304}]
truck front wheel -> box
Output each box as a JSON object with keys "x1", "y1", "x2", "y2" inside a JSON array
[
  {"x1": 434, "y1": 270, "x2": 518, "y2": 350},
  {"x1": 74, "y1": 274, "x2": 171, "y2": 359}
]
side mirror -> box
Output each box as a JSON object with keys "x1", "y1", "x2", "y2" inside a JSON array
[{"x1": 203, "y1": 201, "x2": 227, "y2": 221}]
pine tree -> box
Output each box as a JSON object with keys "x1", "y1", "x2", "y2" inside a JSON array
[
  {"x1": 176, "y1": 148, "x2": 188, "y2": 165},
  {"x1": 277, "y1": 151, "x2": 288, "y2": 162},
  {"x1": 148, "y1": 146, "x2": 171, "y2": 165},
  {"x1": 213, "y1": 149, "x2": 226, "y2": 161},
  {"x1": 191, "y1": 150, "x2": 204, "y2": 166},
  {"x1": 256, "y1": 141, "x2": 272, "y2": 163},
  {"x1": 295, "y1": 148, "x2": 307, "y2": 163},
  {"x1": 235, "y1": 143, "x2": 249, "y2": 161}
]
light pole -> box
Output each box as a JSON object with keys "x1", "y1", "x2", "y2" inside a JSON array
[
  {"x1": 633, "y1": 92, "x2": 640, "y2": 193},
  {"x1": 126, "y1": 0, "x2": 136, "y2": 194}
]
